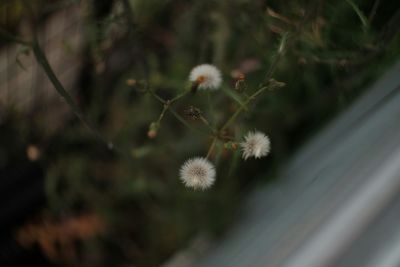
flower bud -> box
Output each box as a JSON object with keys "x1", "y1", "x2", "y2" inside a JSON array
[
  {"x1": 224, "y1": 141, "x2": 238, "y2": 150},
  {"x1": 126, "y1": 79, "x2": 137, "y2": 86},
  {"x1": 147, "y1": 122, "x2": 159, "y2": 139}
]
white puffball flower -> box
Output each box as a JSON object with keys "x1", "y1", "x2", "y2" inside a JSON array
[
  {"x1": 189, "y1": 64, "x2": 222, "y2": 90},
  {"x1": 180, "y1": 157, "x2": 216, "y2": 190},
  {"x1": 241, "y1": 131, "x2": 271, "y2": 160}
]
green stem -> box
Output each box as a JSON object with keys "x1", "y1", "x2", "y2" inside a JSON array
[
  {"x1": 220, "y1": 80, "x2": 285, "y2": 132},
  {"x1": 207, "y1": 90, "x2": 215, "y2": 124},
  {"x1": 220, "y1": 86, "x2": 267, "y2": 132},
  {"x1": 368, "y1": 0, "x2": 381, "y2": 23},
  {"x1": 151, "y1": 91, "x2": 185, "y2": 128},
  {"x1": 219, "y1": 33, "x2": 289, "y2": 133},
  {"x1": 200, "y1": 115, "x2": 217, "y2": 134},
  {"x1": 156, "y1": 102, "x2": 170, "y2": 124},
  {"x1": 264, "y1": 32, "x2": 289, "y2": 82},
  {"x1": 146, "y1": 86, "x2": 166, "y2": 104},
  {"x1": 8, "y1": 1, "x2": 130, "y2": 156},
  {"x1": 31, "y1": 39, "x2": 114, "y2": 150},
  {"x1": 170, "y1": 91, "x2": 189, "y2": 104},
  {"x1": 147, "y1": 88, "x2": 209, "y2": 136},
  {"x1": 345, "y1": 0, "x2": 369, "y2": 31},
  {"x1": 168, "y1": 108, "x2": 209, "y2": 136},
  {"x1": 206, "y1": 137, "x2": 218, "y2": 159}
]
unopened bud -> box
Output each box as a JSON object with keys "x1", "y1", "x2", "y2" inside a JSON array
[
  {"x1": 231, "y1": 142, "x2": 238, "y2": 150},
  {"x1": 147, "y1": 122, "x2": 159, "y2": 139},
  {"x1": 126, "y1": 79, "x2": 137, "y2": 86},
  {"x1": 26, "y1": 145, "x2": 40, "y2": 161},
  {"x1": 224, "y1": 141, "x2": 238, "y2": 150}
]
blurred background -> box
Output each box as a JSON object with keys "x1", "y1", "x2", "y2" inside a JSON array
[{"x1": 0, "y1": 0, "x2": 399, "y2": 266}]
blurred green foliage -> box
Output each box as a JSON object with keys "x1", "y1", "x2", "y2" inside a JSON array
[{"x1": 1, "y1": 0, "x2": 400, "y2": 266}]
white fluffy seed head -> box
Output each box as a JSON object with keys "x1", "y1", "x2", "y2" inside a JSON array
[
  {"x1": 189, "y1": 64, "x2": 222, "y2": 90},
  {"x1": 241, "y1": 131, "x2": 271, "y2": 160},
  {"x1": 179, "y1": 157, "x2": 216, "y2": 190}
]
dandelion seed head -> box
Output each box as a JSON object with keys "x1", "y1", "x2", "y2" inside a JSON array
[
  {"x1": 180, "y1": 157, "x2": 216, "y2": 190},
  {"x1": 241, "y1": 131, "x2": 271, "y2": 160},
  {"x1": 189, "y1": 64, "x2": 222, "y2": 90}
]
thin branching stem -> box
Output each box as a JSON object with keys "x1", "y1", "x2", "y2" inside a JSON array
[
  {"x1": 31, "y1": 38, "x2": 117, "y2": 151},
  {"x1": 200, "y1": 115, "x2": 217, "y2": 134},
  {"x1": 206, "y1": 91, "x2": 215, "y2": 124},
  {"x1": 146, "y1": 86, "x2": 166, "y2": 104},
  {"x1": 18, "y1": 0, "x2": 117, "y2": 151},
  {"x1": 264, "y1": 32, "x2": 289, "y2": 82},
  {"x1": 220, "y1": 85, "x2": 267, "y2": 132},
  {"x1": 368, "y1": 0, "x2": 381, "y2": 23},
  {"x1": 156, "y1": 101, "x2": 170, "y2": 124},
  {"x1": 220, "y1": 80, "x2": 284, "y2": 132},
  {"x1": 170, "y1": 91, "x2": 189, "y2": 104},
  {"x1": 206, "y1": 137, "x2": 218, "y2": 159},
  {"x1": 146, "y1": 88, "x2": 210, "y2": 136},
  {"x1": 345, "y1": 0, "x2": 369, "y2": 31},
  {"x1": 219, "y1": 34, "x2": 288, "y2": 133},
  {"x1": 168, "y1": 108, "x2": 209, "y2": 136}
]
